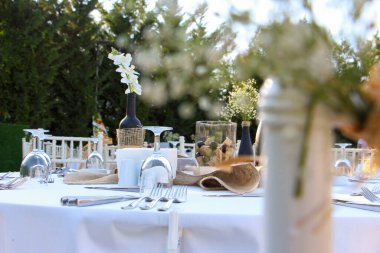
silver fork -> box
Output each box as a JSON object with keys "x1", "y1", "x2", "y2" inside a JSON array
[
  {"x1": 121, "y1": 183, "x2": 161, "y2": 210},
  {"x1": 0, "y1": 177, "x2": 19, "y2": 189},
  {"x1": 0, "y1": 177, "x2": 28, "y2": 190},
  {"x1": 0, "y1": 172, "x2": 11, "y2": 180},
  {"x1": 372, "y1": 185, "x2": 380, "y2": 193},
  {"x1": 361, "y1": 186, "x2": 380, "y2": 203},
  {"x1": 139, "y1": 186, "x2": 169, "y2": 210},
  {"x1": 157, "y1": 185, "x2": 187, "y2": 211},
  {"x1": 173, "y1": 185, "x2": 187, "y2": 203},
  {"x1": 350, "y1": 185, "x2": 380, "y2": 196}
]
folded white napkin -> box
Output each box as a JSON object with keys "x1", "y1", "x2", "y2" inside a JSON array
[{"x1": 332, "y1": 193, "x2": 380, "y2": 213}]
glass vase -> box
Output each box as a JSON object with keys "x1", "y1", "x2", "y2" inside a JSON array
[
  {"x1": 195, "y1": 121, "x2": 237, "y2": 166},
  {"x1": 238, "y1": 121, "x2": 253, "y2": 156}
]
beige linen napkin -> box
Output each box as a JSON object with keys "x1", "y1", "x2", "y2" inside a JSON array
[
  {"x1": 174, "y1": 162, "x2": 260, "y2": 194},
  {"x1": 63, "y1": 172, "x2": 118, "y2": 185}
]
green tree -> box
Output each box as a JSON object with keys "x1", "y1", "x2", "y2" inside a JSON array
[
  {"x1": 48, "y1": 0, "x2": 100, "y2": 136},
  {"x1": 0, "y1": 0, "x2": 101, "y2": 137},
  {"x1": 0, "y1": 0, "x2": 60, "y2": 126}
]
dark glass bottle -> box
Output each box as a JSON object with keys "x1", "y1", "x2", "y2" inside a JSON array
[
  {"x1": 238, "y1": 121, "x2": 253, "y2": 156},
  {"x1": 119, "y1": 92, "x2": 142, "y2": 129}
]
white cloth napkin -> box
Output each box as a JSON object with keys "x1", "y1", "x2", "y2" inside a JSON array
[{"x1": 333, "y1": 193, "x2": 380, "y2": 213}]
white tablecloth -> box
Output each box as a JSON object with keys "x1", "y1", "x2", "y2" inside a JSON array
[{"x1": 0, "y1": 176, "x2": 380, "y2": 253}]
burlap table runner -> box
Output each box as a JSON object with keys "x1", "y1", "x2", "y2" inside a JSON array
[
  {"x1": 174, "y1": 162, "x2": 260, "y2": 194},
  {"x1": 63, "y1": 156, "x2": 261, "y2": 194},
  {"x1": 64, "y1": 172, "x2": 118, "y2": 185}
]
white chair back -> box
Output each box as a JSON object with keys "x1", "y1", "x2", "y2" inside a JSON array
[
  {"x1": 22, "y1": 133, "x2": 117, "y2": 170},
  {"x1": 331, "y1": 148, "x2": 377, "y2": 172}
]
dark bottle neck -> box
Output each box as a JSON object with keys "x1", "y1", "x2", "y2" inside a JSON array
[{"x1": 126, "y1": 92, "x2": 136, "y2": 117}]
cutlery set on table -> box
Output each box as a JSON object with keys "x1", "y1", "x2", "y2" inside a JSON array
[
  {"x1": 0, "y1": 172, "x2": 28, "y2": 190},
  {"x1": 61, "y1": 183, "x2": 188, "y2": 211},
  {"x1": 333, "y1": 185, "x2": 380, "y2": 213},
  {"x1": 4, "y1": 171, "x2": 380, "y2": 214}
]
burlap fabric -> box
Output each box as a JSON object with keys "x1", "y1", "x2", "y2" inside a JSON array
[
  {"x1": 117, "y1": 128, "x2": 145, "y2": 148},
  {"x1": 63, "y1": 160, "x2": 261, "y2": 194},
  {"x1": 174, "y1": 162, "x2": 260, "y2": 194},
  {"x1": 64, "y1": 172, "x2": 118, "y2": 185}
]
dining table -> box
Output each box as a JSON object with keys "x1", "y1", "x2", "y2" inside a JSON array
[{"x1": 1, "y1": 173, "x2": 380, "y2": 253}]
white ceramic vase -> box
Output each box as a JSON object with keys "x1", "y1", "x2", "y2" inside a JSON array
[{"x1": 260, "y1": 78, "x2": 332, "y2": 253}]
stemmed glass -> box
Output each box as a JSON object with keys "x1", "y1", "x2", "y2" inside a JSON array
[
  {"x1": 36, "y1": 129, "x2": 52, "y2": 173},
  {"x1": 20, "y1": 129, "x2": 51, "y2": 183},
  {"x1": 139, "y1": 126, "x2": 173, "y2": 193},
  {"x1": 334, "y1": 143, "x2": 353, "y2": 177},
  {"x1": 177, "y1": 157, "x2": 199, "y2": 171},
  {"x1": 168, "y1": 140, "x2": 180, "y2": 156},
  {"x1": 168, "y1": 140, "x2": 180, "y2": 149},
  {"x1": 85, "y1": 138, "x2": 104, "y2": 171}
]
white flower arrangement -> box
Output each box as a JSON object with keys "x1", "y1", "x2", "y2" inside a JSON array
[
  {"x1": 108, "y1": 47, "x2": 142, "y2": 95},
  {"x1": 221, "y1": 79, "x2": 259, "y2": 122}
]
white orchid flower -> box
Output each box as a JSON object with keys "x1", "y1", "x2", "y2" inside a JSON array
[
  {"x1": 109, "y1": 47, "x2": 141, "y2": 95},
  {"x1": 134, "y1": 84, "x2": 142, "y2": 95},
  {"x1": 112, "y1": 54, "x2": 127, "y2": 66},
  {"x1": 108, "y1": 52, "x2": 115, "y2": 60},
  {"x1": 116, "y1": 65, "x2": 127, "y2": 73},
  {"x1": 126, "y1": 83, "x2": 142, "y2": 95},
  {"x1": 121, "y1": 76, "x2": 132, "y2": 84}
]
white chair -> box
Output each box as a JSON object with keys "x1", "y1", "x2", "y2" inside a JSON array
[
  {"x1": 22, "y1": 133, "x2": 116, "y2": 170},
  {"x1": 177, "y1": 136, "x2": 196, "y2": 158},
  {"x1": 331, "y1": 147, "x2": 377, "y2": 173},
  {"x1": 103, "y1": 144, "x2": 117, "y2": 170}
]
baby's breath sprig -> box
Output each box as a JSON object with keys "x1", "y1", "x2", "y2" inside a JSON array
[{"x1": 221, "y1": 79, "x2": 259, "y2": 122}]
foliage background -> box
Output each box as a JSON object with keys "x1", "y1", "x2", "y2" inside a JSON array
[
  {"x1": 0, "y1": 0, "x2": 379, "y2": 147},
  {"x1": 0, "y1": 0, "x2": 240, "y2": 143}
]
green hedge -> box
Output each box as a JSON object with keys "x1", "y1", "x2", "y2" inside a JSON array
[{"x1": 0, "y1": 123, "x2": 29, "y2": 172}]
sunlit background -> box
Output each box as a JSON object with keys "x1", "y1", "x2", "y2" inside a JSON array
[
  {"x1": 1, "y1": 0, "x2": 379, "y2": 170},
  {"x1": 97, "y1": 0, "x2": 380, "y2": 52}
]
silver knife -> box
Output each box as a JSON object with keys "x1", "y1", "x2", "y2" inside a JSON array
[
  {"x1": 203, "y1": 193, "x2": 264, "y2": 197},
  {"x1": 333, "y1": 199, "x2": 380, "y2": 213},
  {"x1": 85, "y1": 186, "x2": 140, "y2": 192},
  {"x1": 61, "y1": 195, "x2": 139, "y2": 207},
  {"x1": 348, "y1": 178, "x2": 380, "y2": 184}
]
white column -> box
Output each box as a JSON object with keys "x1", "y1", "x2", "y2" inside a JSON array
[{"x1": 260, "y1": 78, "x2": 332, "y2": 253}]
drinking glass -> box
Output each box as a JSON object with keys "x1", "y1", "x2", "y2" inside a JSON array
[
  {"x1": 37, "y1": 129, "x2": 52, "y2": 173},
  {"x1": 177, "y1": 157, "x2": 199, "y2": 171},
  {"x1": 20, "y1": 130, "x2": 50, "y2": 183},
  {"x1": 85, "y1": 138, "x2": 104, "y2": 170},
  {"x1": 334, "y1": 143, "x2": 353, "y2": 177},
  {"x1": 139, "y1": 126, "x2": 173, "y2": 193},
  {"x1": 168, "y1": 141, "x2": 180, "y2": 149},
  {"x1": 354, "y1": 148, "x2": 377, "y2": 179}
]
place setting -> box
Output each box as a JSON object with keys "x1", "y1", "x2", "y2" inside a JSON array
[
  {"x1": 332, "y1": 185, "x2": 380, "y2": 213},
  {"x1": 53, "y1": 123, "x2": 262, "y2": 209},
  {"x1": 331, "y1": 143, "x2": 380, "y2": 212}
]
